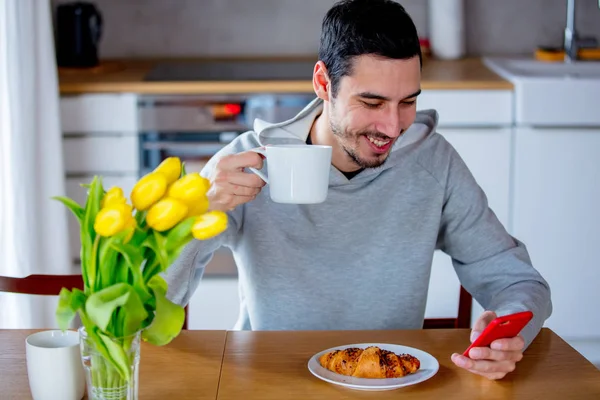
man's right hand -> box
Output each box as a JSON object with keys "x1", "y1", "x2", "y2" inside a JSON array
[{"x1": 206, "y1": 151, "x2": 266, "y2": 212}]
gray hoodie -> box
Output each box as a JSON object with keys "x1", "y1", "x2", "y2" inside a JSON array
[{"x1": 165, "y1": 98, "x2": 552, "y2": 347}]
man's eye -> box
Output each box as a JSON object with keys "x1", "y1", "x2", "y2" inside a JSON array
[
  {"x1": 403, "y1": 100, "x2": 416, "y2": 106},
  {"x1": 362, "y1": 101, "x2": 381, "y2": 109}
]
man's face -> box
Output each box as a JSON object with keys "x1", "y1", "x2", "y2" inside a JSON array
[{"x1": 328, "y1": 55, "x2": 421, "y2": 169}]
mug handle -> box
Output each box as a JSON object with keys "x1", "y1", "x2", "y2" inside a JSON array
[{"x1": 248, "y1": 147, "x2": 268, "y2": 183}]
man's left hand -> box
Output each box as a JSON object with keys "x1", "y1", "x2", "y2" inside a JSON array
[{"x1": 450, "y1": 311, "x2": 525, "y2": 380}]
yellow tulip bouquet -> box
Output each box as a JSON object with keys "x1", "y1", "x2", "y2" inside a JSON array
[{"x1": 53, "y1": 157, "x2": 226, "y2": 399}]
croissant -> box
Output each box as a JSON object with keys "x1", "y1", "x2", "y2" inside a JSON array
[{"x1": 318, "y1": 346, "x2": 420, "y2": 379}]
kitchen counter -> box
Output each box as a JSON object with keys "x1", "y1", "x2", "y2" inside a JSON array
[{"x1": 57, "y1": 57, "x2": 513, "y2": 95}]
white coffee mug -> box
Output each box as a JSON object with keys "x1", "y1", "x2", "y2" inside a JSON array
[
  {"x1": 26, "y1": 330, "x2": 86, "y2": 400},
  {"x1": 249, "y1": 144, "x2": 332, "y2": 204}
]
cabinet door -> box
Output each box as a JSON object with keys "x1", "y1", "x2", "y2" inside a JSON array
[
  {"x1": 187, "y1": 277, "x2": 240, "y2": 330},
  {"x1": 425, "y1": 128, "x2": 511, "y2": 324},
  {"x1": 63, "y1": 135, "x2": 139, "y2": 174},
  {"x1": 418, "y1": 90, "x2": 512, "y2": 127},
  {"x1": 60, "y1": 94, "x2": 137, "y2": 133},
  {"x1": 439, "y1": 128, "x2": 512, "y2": 226},
  {"x1": 512, "y1": 128, "x2": 600, "y2": 339}
]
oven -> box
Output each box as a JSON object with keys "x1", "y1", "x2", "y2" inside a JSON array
[{"x1": 136, "y1": 93, "x2": 313, "y2": 276}]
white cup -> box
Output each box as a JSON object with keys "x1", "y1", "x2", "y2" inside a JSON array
[
  {"x1": 249, "y1": 144, "x2": 332, "y2": 204},
  {"x1": 26, "y1": 330, "x2": 86, "y2": 400}
]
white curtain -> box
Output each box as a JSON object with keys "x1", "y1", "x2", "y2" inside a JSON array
[{"x1": 0, "y1": 0, "x2": 72, "y2": 328}]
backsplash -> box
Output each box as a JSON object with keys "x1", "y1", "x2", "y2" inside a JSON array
[
  {"x1": 466, "y1": 0, "x2": 600, "y2": 55},
  {"x1": 51, "y1": 0, "x2": 600, "y2": 58}
]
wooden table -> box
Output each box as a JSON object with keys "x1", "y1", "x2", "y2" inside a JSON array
[
  {"x1": 218, "y1": 328, "x2": 600, "y2": 400},
  {"x1": 2, "y1": 328, "x2": 599, "y2": 399},
  {"x1": 0, "y1": 329, "x2": 226, "y2": 400}
]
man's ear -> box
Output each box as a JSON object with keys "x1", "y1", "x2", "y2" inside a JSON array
[{"x1": 313, "y1": 61, "x2": 331, "y2": 102}]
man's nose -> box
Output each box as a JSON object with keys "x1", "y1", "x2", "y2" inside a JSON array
[{"x1": 376, "y1": 109, "x2": 403, "y2": 138}]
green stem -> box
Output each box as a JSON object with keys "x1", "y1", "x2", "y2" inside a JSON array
[
  {"x1": 89, "y1": 234, "x2": 101, "y2": 292},
  {"x1": 134, "y1": 210, "x2": 147, "y2": 229},
  {"x1": 91, "y1": 351, "x2": 129, "y2": 400}
]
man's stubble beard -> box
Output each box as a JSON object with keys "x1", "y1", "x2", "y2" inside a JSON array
[{"x1": 329, "y1": 113, "x2": 390, "y2": 170}]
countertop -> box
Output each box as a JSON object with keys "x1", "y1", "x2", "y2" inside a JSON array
[{"x1": 57, "y1": 57, "x2": 513, "y2": 95}]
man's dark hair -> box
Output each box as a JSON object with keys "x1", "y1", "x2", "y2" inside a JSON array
[{"x1": 318, "y1": 0, "x2": 422, "y2": 97}]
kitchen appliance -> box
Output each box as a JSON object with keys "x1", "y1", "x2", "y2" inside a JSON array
[
  {"x1": 137, "y1": 94, "x2": 313, "y2": 174},
  {"x1": 55, "y1": 1, "x2": 103, "y2": 68},
  {"x1": 144, "y1": 60, "x2": 316, "y2": 81},
  {"x1": 137, "y1": 93, "x2": 314, "y2": 276}
]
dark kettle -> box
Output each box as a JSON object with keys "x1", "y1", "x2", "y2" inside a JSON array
[{"x1": 55, "y1": 1, "x2": 103, "y2": 68}]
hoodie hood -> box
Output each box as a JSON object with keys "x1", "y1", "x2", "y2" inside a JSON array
[{"x1": 252, "y1": 97, "x2": 440, "y2": 184}]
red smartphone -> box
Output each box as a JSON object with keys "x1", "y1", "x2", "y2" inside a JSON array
[{"x1": 463, "y1": 311, "x2": 533, "y2": 357}]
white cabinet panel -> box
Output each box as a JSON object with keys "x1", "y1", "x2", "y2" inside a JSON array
[
  {"x1": 60, "y1": 94, "x2": 137, "y2": 133},
  {"x1": 425, "y1": 128, "x2": 511, "y2": 323},
  {"x1": 438, "y1": 128, "x2": 511, "y2": 226},
  {"x1": 514, "y1": 81, "x2": 600, "y2": 127},
  {"x1": 512, "y1": 128, "x2": 600, "y2": 339},
  {"x1": 60, "y1": 92, "x2": 141, "y2": 269},
  {"x1": 63, "y1": 135, "x2": 139, "y2": 174},
  {"x1": 418, "y1": 90, "x2": 512, "y2": 127},
  {"x1": 424, "y1": 251, "x2": 462, "y2": 319},
  {"x1": 187, "y1": 278, "x2": 240, "y2": 330}
]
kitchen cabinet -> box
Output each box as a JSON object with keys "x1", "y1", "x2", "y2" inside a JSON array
[
  {"x1": 187, "y1": 277, "x2": 240, "y2": 330},
  {"x1": 60, "y1": 94, "x2": 140, "y2": 268},
  {"x1": 417, "y1": 90, "x2": 512, "y2": 127},
  {"x1": 63, "y1": 135, "x2": 139, "y2": 174},
  {"x1": 418, "y1": 89, "x2": 513, "y2": 326},
  {"x1": 60, "y1": 94, "x2": 137, "y2": 132},
  {"x1": 5, "y1": 94, "x2": 142, "y2": 330},
  {"x1": 437, "y1": 128, "x2": 511, "y2": 228},
  {"x1": 57, "y1": 93, "x2": 242, "y2": 330},
  {"x1": 427, "y1": 128, "x2": 512, "y2": 325},
  {"x1": 512, "y1": 128, "x2": 600, "y2": 345}
]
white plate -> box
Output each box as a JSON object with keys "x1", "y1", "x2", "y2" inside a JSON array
[{"x1": 307, "y1": 343, "x2": 439, "y2": 391}]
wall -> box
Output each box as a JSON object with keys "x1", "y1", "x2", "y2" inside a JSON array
[
  {"x1": 51, "y1": 0, "x2": 600, "y2": 59},
  {"x1": 466, "y1": 0, "x2": 600, "y2": 55}
]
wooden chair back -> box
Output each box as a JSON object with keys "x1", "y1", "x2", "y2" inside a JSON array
[
  {"x1": 0, "y1": 275, "x2": 471, "y2": 330},
  {"x1": 0, "y1": 274, "x2": 189, "y2": 329},
  {"x1": 423, "y1": 286, "x2": 472, "y2": 329}
]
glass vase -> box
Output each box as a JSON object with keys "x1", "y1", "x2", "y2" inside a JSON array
[{"x1": 79, "y1": 326, "x2": 141, "y2": 400}]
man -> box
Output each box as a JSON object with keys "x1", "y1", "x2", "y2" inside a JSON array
[{"x1": 165, "y1": 0, "x2": 552, "y2": 380}]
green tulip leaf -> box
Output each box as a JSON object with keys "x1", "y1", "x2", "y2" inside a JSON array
[
  {"x1": 181, "y1": 162, "x2": 187, "y2": 177},
  {"x1": 86, "y1": 283, "x2": 148, "y2": 334},
  {"x1": 165, "y1": 216, "x2": 195, "y2": 252},
  {"x1": 83, "y1": 176, "x2": 104, "y2": 290},
  {"x1": 152, "y1": 231, "x2": 169, "y2": 271},
  {"x1": 148, "y1": 275, "x2": 168, "y2": 296},
  {"x1": 111, "y1": 242, "x2": 151, "y2": 303},
  {"x1": 52, "y1": 196, "x2": 84, "y2": 221},
  {"x1": 56, "y1": 288, "x2": 87, "y2": 331},
  {"x1": 78, "y1": 313, "x2": 127, "y2": 380},
  {"x1": 141, "y1": 276, "x2": 185, "y2": 346},
  {"x1": 98, "y1": 236, "x2": 119, "y2": 288},
  {"x1": 97, "y1": 331, "x2": 131, "y2": 380},
  {"x1": 141, "y1": 232, "x2": 169, "y2": 282}
]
